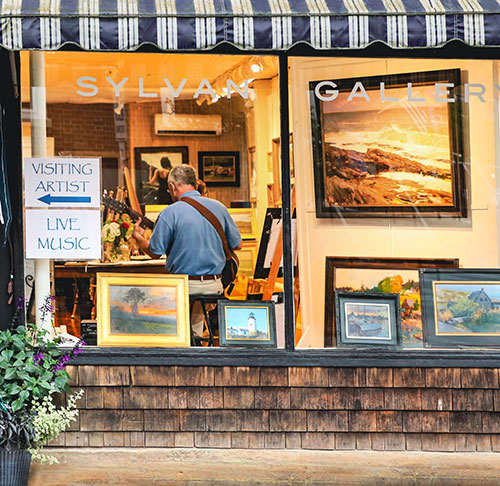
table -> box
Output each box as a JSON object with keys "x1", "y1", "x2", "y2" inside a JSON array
[{"x1": 54, "y1": 258, "x2": 168, "y2": 326}]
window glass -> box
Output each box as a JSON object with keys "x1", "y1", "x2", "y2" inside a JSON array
[
  {"x1": 21, "y1": 51, "x2": 283, "y2": 349},
  {"x1": 290, "y1": 56, "x2": 500, "y2": 350}
]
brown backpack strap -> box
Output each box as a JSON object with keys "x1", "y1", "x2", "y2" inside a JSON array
[{"x1": 182, "y1": 196, "x2": 232, "y2": 261}]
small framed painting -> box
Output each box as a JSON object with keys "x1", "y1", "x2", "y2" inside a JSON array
[
  {"x1": 420, "y1": 269, "x2": 500, "y2": 348},
  {"x1": 335, "y1": 291, "x2": 401, "y2": 348},
  {"x1": 96, "y1": 273, "x2": 190, "y2": 347},
  {"x1": 218, "y1": 300, "x2": 276, "y2": 347},
  {"x1": 228, "y1": 208, "x2": 257, "y2": 240},
  {"x1": 198, "y1": 151, "x2": 240, "y2": 187}
]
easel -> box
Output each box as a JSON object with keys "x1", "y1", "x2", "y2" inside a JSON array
[{"x1": 262, "y1": 187, "x2": 299, "y2": 320}]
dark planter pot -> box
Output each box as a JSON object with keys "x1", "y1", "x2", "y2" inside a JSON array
[{"x1": 0, "y1": 449, "x2": 32, "y2": 486}]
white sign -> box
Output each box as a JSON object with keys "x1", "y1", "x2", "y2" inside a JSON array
[
  {"x1": 25, "y1": 209, "x2": 102, "y2": 260},
  {"x1": 24, "y1": 157, "x2": 101, "y2": 208}
]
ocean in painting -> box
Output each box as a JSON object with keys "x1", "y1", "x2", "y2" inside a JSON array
[
  {"x1": 435, "y1": 283, "x2": 500, "y2": 334},
  {"x1": 109, "y1": 285, "x2": 178, "y2": 335},
  {"x1": 321, "y1": 94, "x2": 453, "y2": 207},
  {"x1": 344, "y1": 302, "x2": 391, "y2": 339}
]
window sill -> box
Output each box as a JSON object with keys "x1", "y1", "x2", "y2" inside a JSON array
[{"x1": 70, "y1": 346, "x2": 500, "y2": 367}]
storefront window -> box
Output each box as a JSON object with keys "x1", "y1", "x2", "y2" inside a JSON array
[
  {"x1": 290, "y1": 56, "x2": 500, "y2": 350},
  {"x1": 20, "y1": 52, "x2": 283, "y2": 349}
]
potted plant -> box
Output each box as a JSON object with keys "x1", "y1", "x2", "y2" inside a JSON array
[{"x1": 0, "y1": 296, "x2": 85, "y2": 486}]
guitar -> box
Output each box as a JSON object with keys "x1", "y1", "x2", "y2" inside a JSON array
[{"x1": 102, "y1": 195, "x2": 156, "y2": 230}]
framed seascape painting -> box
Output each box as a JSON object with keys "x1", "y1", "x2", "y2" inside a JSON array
[
  {"x1": 198, "y1": 151, "x2": 240, "y2": 187},
  {"x1": 218, "y1": 300, "x2": 277, "y2": 347},
  {"x1": 134, "y1": 146, "x2": 189, "y2": 205},
  {"x1": 420, "y1": 269, "x2": 500, "y2": 348},
  {"x1": 96, "y1": 273, "x2": 190, "y2": 347},
  {"x1": 324, "y1": 257, "x2": 459, "y2": 348},
  {"x1": 335, "y1": 291, "x2": 401, "y2": 348},
  {"x1": 309, "y1": 69, "x2": 467, "y2": 218}
]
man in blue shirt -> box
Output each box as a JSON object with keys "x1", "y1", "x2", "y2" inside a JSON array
[{"x1": 133, "y1": 164, "x2": 242, "y2": 340}]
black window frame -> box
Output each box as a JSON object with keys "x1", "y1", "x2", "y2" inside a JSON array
[{"x1": 12, "y1": 41, "x2": 500, "y2": 367}]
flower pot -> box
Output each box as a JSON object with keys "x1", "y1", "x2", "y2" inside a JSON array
[{"x1": 0, "y1": 449, "x2": 32, "y2": 486}]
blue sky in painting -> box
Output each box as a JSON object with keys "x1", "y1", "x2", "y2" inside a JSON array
[{"x1": 225, "y1": 307, "x2": 269, "y2": 332}]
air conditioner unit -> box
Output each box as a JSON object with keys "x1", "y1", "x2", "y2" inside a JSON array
[{"x1": 154, "y1": 113, "x2": 222, "y2": 136}]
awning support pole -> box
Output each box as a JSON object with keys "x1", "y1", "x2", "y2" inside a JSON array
[{"x1": 29, "y1": 51, "x2": 51, "y2": 332}]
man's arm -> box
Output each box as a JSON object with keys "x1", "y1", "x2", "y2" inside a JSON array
[
  {"x1": 133, "y1": 219, "x2": 162, "y2": 259},
  {"x1": 232, "y1": 241, "x2": 243, "y2": 251}
]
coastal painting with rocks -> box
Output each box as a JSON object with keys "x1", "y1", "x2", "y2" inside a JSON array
[{"x1": 319, "y1": 85, "x2": 453, "y2": 211}]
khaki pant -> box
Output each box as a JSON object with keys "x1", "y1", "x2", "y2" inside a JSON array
[{"x1": 189, "y1": 278, "x2": 223, "y2": 338}]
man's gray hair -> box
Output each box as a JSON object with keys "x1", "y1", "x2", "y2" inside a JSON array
[{"x1": 168, "y1": 164, "x2": 197, "y2": 187}]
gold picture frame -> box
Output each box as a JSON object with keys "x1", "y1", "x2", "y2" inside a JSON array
[
  {"x1": 228, "y1": 208, "x2": 257, "y2": 240},
  {"x1": 97, "y1": 272, "x2": 190, "y2": 347}
]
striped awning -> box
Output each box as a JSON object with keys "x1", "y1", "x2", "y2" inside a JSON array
[{"x1": 1, "y1": 1, "x2": 500, "y2": 52}]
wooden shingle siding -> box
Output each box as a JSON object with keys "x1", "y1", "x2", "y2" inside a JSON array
[{"x1": 58, "y1": 365, "x2": 500, "y2": 451}]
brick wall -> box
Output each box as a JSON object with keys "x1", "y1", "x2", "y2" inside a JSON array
[
  {"x1": 55, "y1": 365, "x2": 500, "y2": 452},
  {"x1": 47, "y1": 103, "x2": 120, "y2": 156}
]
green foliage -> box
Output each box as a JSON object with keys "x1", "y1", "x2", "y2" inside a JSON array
[
  {"x1": 464, "y1": 308, "x2": 500, "y2": 333},
  {"x1": 448, "y1": 297, "x2": 479, "y2": 318},
  {"x1": 377, "y1": 275, "x2": 403, "y2": 294},
  {"x1": 0, "y1": 323, "x2": 71, "y2": 413},
  {"x1": 0, "y1": 295, "x2": 86, "y2": 455},
  {"x1": 29, "y1": 389, "x2": 84, "y2": 464},
  {"x1": 0, "y1": 401, "x2": 35, "y2": 451}
]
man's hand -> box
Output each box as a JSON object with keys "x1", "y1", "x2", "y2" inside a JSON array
[
  {"x1": 133, "y1": 218, "x2": 146, "y2": 241},
  {"x1": 132, "y1": 218, "x2": 161, "y2": 259}
]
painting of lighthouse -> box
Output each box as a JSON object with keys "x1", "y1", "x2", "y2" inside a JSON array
[{"x1": 218, "y1": 301, "x2": 277, "y2": 347}]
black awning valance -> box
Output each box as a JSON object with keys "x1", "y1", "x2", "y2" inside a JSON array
[{"x1": 1, "y1": 0, "x2": 500, "y2": 51}]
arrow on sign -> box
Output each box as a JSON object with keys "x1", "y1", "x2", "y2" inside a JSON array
[{"x1": 38, "y1": 194, "x2": 92, "y2": 205}]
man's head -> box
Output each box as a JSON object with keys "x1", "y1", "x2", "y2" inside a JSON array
[{"x1": 168, "y1": 165, "x2": 198, "y2": 201}]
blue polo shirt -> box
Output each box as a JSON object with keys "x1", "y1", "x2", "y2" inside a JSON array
[{"x1": 149, "y1": 190, "x2": 242, "y2": 276}]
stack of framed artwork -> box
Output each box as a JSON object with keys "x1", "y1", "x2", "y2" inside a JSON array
[
  {"x1": 308, "y1": 67, "x2": 500, "y2": 349},
  {"x1": 326, "y1": 261, "x2": 500, "y2": 349},
  {"x1": 324, "y1": 257, "x2": 459, "y2": 348}
]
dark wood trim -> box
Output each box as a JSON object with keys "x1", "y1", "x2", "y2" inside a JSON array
[
  {"x1": 279, "y1": 53, "x2": 295, "y2": 351},
  {"x1": 70, "y1": 346, "x2": 500, "y2": 367}
]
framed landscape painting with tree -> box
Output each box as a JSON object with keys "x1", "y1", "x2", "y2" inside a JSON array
[
  {"x1": 309, "y1": 69, "x2": 467, "y2": 218},
  {"x1": 97, "y1": 273, "x2": 190, "y2": 347}
]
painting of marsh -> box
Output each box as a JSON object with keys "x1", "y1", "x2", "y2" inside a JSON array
[
  {"x1": 109, "y1": 285, "x2": 178, "y2": 335},
  {"x1": 435, "y1": 283, "x2": 500, "y2": 335}
]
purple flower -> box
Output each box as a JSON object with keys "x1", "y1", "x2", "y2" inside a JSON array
[
  {"x1": 16, "y1": 297, "x2": 27, "y2": 310},
  {"x1": 33, "y1": 352, "x2": 45, "y2": 366}
]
